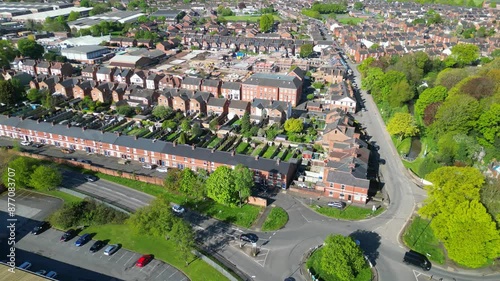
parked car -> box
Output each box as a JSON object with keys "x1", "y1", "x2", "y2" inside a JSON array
[
  {"x1": 327, "y1": 201, "x2": 346, "y2": 209},
  {"x1": 89, "y1": 240, "x2": 105, "y2": 253},
  {"x1": 156, "y1": 166, "x2": 168, "y2": 173},
  {"x1": 135, "y1": 254, "x2": 153, "y2": 267},
  {"x1": 35, "y1": 270, "x2": 47, "y2": 275},
  {"x1": 142, "y1": 164, "x2": 156, "y2": 169},
  {"x1": 61, "y1": 148, "x2": 75, "y2": 154},
  {"x1": 19, "y1": 261, "x2": 31, "y2": 270},
  {"x1": 46, "y1": 271, "x2": 57, "y2": 278},
  {"x1": 60, "y1": 229, "x2": 76, "y2": 242},
  {"x1": 84, "y1": 174, "x2": 98, "y2": 182},
  {"x1": 79, "y1": 159, "x2": 92, "y2": 164},
  {"x1": 172, "y1": 205, "x2": 185, "y2": 214},
  {"x1": 75, "y1": 233, "x2": 91, "y2": 247},
  {"x1": 31, "y1": 221, "x2": 50, "y2": 235},
  {"x1": 103, "y1": 244, "x2": 119, "y2": 256},
  {"x1": 20, "y1": 140, "x2": 32, "y2": 146},
  {"x1": 403, "y1": 250, "x2": 431, "y2": 271},
  {"x1": 240, "y1": 233, "x2": 259, "y2": 243},
  {"x1": 118, "y1": 159, "x2": 130, "y2": 165},
  {"x1": 32, "y1": 143, "x2": 43, "y2": 148}
]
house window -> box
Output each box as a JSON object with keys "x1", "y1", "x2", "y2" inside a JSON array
[
  {"x1": 329, "y1": 183, "x2": 333, "y2": 187},
  {"x1": 59, "y1": 135, "x2": 62, "y2": 140},
  {"x1": 127, "y1": 148, "x2": 130, "y2": 152},
  {"x1": 339, "y1": 193, "x2": 344, "y2": 199},
  {"x1": 172, "y1": 156, "x2": 176, "y2": 160},
  {"x1": 184, "y1": 157, "x2": 188, "y2": 162},
  {"x1": 329, "y1": 191, "x2": 334, "y2": 197},
  {"x1": 341, "y1": 184, "x2": 345, "y2": 190},
  {"x1": 203, "y1": 161, "x2": 207, "y2": 166},
  {"x1": 191, "y1": 159, "x2": 195, "y2": 164},
  {"x1": 210, "y1": 162, "x2": 214, "y2": 167}
]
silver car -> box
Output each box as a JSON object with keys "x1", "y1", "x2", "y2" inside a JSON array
[{"x1": 104, "y1": 244, "x2": 119, "y2": 256}]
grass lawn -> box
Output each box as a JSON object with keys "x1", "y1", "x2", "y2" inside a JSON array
[
  {"x1": 262, "y1": 146, "x2": 278, "y2": 158},
  {"x1": 224, "y1": 15, "x2": 281, "y2": 22},
  {"x1": 403, "y1": 216, "x2": 445, "y2": 264},
  {"x1": 235, "y1": 142, "x2": 249, "y2": 154},
  {"x1": 207, "y1": 137, "x2": 221, "y2": 149},
  {"x1": 261, "y1": 207, "x2": 288, "y2": 231},
  {"x1": 307, "y1": 247, "x2": 372, "y2": 281},
  {"x1": 338, "y1": 17, "x2": 366, "y2": 25},
  {"x1": 251, "y1": 146, "x2": 263, "y2": 157},
  {"x1": 81, "y1": 224, "x2": 229, "y2": 281},
  {"x1": 35, "y1": 189, "x2": 84, "y2": 205},
  {"x1": 392, "y1": 136, "x2": 412, "y2": 155},
  {"x1": 95, "y1": 173, "x2": 260, "y2": 228},
  {"x1": 284, "y1": 151, "x2": 294, "y2": 161},
  {"x1": 314, "y1": 205, "x2": 385, "y2": 220}
]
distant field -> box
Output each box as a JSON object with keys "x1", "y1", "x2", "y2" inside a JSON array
[
  {"x1": 338, "y1": 17, "x2": 366, "y2": 25},
  {"x1": 224, "y1": 15, "x2": 281, "y2": 22}
]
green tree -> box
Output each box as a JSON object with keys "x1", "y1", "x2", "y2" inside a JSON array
[
  {"x1": 284, "y1": 118, "x2": 304, "y2": 133},
  {"x1": 259, "y1": 14, "x2": 274, "y2": 33},
  {"x1": 320, "y1": 234, "x2": 366, "y2": 281},
  {"x1": 431, "y1": 200, "x2": 500, "y2": 268},
  {"x1": 414, "y1": 86, "x2": 448, "y2": 118},
  {"x1": 29, "y1": 166, "x2": 62, "y2": 191},
  {"x1": 191, "y1": 122, "x2": 202, "y2": 136},
  {"x1": 434, "y1": 68, "x2": 469, "y2": 90},
  {"x1": 481, "y1": 179, "x2": 500, "y2": 222},
  {"x1": 209, "y1": 118, "x2": 219, "y2": 131},
  {"x1": 169, "y1": 219, "x2": 195, "y2": 265},
  {"x1": 477, "y1": 103, "x2": 500, "y2": 144},
  {"x1": 79, "y1": 0, "x2": 91, "y2": 7},
  {"x1": 90, "y1": 4, "x2": 110, "y2": 16},
  {"x1": 2, "y1": 157, "x2": 38, "y2": 188},
  {"x1": 430, "y1": 94, "x2": 480, "y2": 137},
  {"x1": 233, "y1": 164, "x2": 253, "y2": 207},
  {"x1": 205, "y1": 166, "x2": 235, "y2": 206},
  {"x1": 217, "y1": 6, "x2": 234, "y2": 16},
  {"x1": 162, "y1": 120, "x2": 177, "y2": 131},
  {"x1": 116, "y1": 105, "x2": 135, "y2": 117},
  {"x1": 180, "y1": 119, "x2": 191, "y2": 132},
  {"x1": 17, "y1": 38, "x2": 44, "y2": 59},
  {"x1": 152, "y1": 105, "x2": 172, "y2": 119},
  {"x1": 386, "y1": 113, "x2": 419, "y2": 140},
  {"x1": 387, "y1": 79, "x2": 414, "y2": 108},
  {"x1": 179, "y1": 168, "x2": 198, "y2": 196},
  {"x1": 300, "y1": 43, "x2": 314, "y2": 58},
  {"x1": 240, "y1": 112, "x2": 251, "y2": 133},
  {"x1": 164, "y1": 168, "x2": 182, "y2": 192},
  {"x1": 0, "y1": 40, "x2": 18, "y2": 68},
  {"x1": 353, "y1": 2, "x2": 364, "y2": 10},
  {"x1": 420, "y1": 166, "x2": 484, "y2": 219},
  {"x1": 127, "y1": 197, "x2": 176, "y2": 237},
  {"x1": 67, "y1": 11, "x2": 80, "y2": 21},
  {"x1": 451, "y1": 43, "x2": 480, "y2": 66},
  {"x1": 0, "y1": 80, "x2": 22, "y2": 106}
]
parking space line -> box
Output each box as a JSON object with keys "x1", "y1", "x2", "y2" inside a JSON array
[
  {"x1": 168, "y1": 271, "x2": 179, "y2": 279},
  {"x1": 155, "y1": 267, "x2": 168, "y2": 279},
  {"x1": 114, "y1": 252, "x2": 127, "y2": 263},
  {"x1": 124, "y1": 252, "x2": 136, "y2": 266}
]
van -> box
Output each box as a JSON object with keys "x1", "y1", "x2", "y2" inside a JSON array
[{"x1": 403, "y1": 250, "x2": 431, "y2": 271}]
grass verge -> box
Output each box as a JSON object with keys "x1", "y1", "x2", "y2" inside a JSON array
[
  {"x1": 81, "y1": 224, "x2": 229, "y2": 281},
  {"x1": 403, "y1": 216, "x2": 445, "y2": 264},
  {"x1": 307, "y1": 247, "x2": 372, "y2": 281},
  {"x1": 95, "y1": 173, "x2": 261, "y2": 228},
  {"x1": 313, "y1": 205, "x2": 385, "y2": 220},
  {"x1": 35, "y1": 189, "x2": 84, "y2": 205},
  {"x1": 224, "y1": 15, "x2": 281, "y2": 22},
  {"x1": 261, "y1": 207, "x2": 289, "y2": 231},
  {"x1": 337, "y1": 16, "x2": 366, "y2": 25}
]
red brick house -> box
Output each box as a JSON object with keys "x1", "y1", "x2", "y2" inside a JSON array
[
  {"x1": 207, "y1": 97, "x2": 229, "y2": 116},
  {"x1": 200, "y1": 79, "x2": 221, "y2": 96}
]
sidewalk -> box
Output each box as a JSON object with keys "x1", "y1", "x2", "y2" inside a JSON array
[{"x1": 251, "y1": 205, "x2": 273, "y2": 231}]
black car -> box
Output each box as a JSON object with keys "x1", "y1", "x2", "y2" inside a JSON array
[
  {"x1": 89, "y1": 240, "x2": 105, "y2": 253},
  {"x1": 79, "y1": 159, "x2": 92, "y2": 164},
  {"x1": 60, "y1": 229, "x2": 76, "y2": 242},
  {"x1": 240, "y1": 233, "x2": 259, "y2": 243},
  {"x1": 403, "y1": 250, "x2": 432, "y2": 271},
  {"x1": 31, "y1": 221, "x2": 50, "y2": 235},
  {"x1": 32, "y1": 143, "x2": 43, "y2": 148}
]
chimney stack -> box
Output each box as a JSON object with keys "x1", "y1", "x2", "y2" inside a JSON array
[
  {"x1": 192, "y1": 144, "x2": 195, "y2": 150},
  {"x1": 51, "y1": 121, "x2": 55, "y2": 126},
  {"x1": 276, "y1": 158, "x2": 280, "y2": 165},
  {"x1": 67, "y1": 124, "x2": 71, "y2": 128},
  {"x1": 211, "y1": 148, "x2": 215, "y2": 153},
  {"x1": 255, "y1": 155, "x2": 259, "y2": 160},
  {"x1": 100, "y1": 130, "x2": 104, "y2": 134},
  {"x1": 231, "y1": 150, "x2": 235, "y2": 156},
  {"x1": 172, "y1": 141, "x2": 176, "y2": 147},
  {"x1": 36, "y1": 119, "x2": 40, "y2": 124},
  {"x1": 134, "y1": 135, "x2": 138, "y2": 140},
  {"x1": 116, "y1": 132, "x2": 121, "y2": 136}
]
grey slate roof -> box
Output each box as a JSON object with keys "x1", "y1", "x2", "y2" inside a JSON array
[
  {"x1": 221, "y1": 81, "x2": 241, "y2": 90},
  {"x1": 244, "y1": 73, "x2": 301, "y2": 89}
]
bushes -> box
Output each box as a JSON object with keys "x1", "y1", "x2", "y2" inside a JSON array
[{"x1": 49, "y1": 199, "x2": 128, "y2": 229}]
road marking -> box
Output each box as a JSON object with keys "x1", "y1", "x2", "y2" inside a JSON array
[
  {"x1": 155, "y1": 267, "x2": 168, "y2": 279},
  {"x1": 115, "y1": 252, "x2": 127, "y2": 263},
  {"x1": 168, "y1": 271, "x2": 179, "y2": 279},
  {"x1": 124, "y1": 253, "x2": 136, "y2": 266}
]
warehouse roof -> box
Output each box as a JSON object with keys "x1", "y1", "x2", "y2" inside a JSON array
[{"x1": 61, "y1": 45, "x2": 109, "y2": 54}]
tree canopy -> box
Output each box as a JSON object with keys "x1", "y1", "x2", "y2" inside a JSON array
[
  {"x1": 17, "y1": 38, "x2": 45, "y2": 59},
  {"x1": 451, "y1": 43, "x2": 480, "y2": 66},
  {"x1": 300, "y1": 43, "x2": 314, "y2": 58},
  {"x1": 0, "y1": 40, "x2": 17, "y2": 68},
  {"x1": 320, "y1": 234, "x2": 367, "y2": 281},
  {"x1": 0, "y1": 80, "x2": 23, "y2": 106},
  {"x1": 29, "y1": 166, "x2": 62, "y2": 191},
  {"x1": 414, "y1": 86, "x2": 448, "y2": 119},
  {"x1": 205, "y1": 165, "x2": 253, "y2": 206},
  {"x1": 259, "y1": 14, "x2": 274, "y2": 33},
  {"x1": 386, "y1": 113, "x2": 419, "y2": 140},
  {"x1": 284, "y1": 118, "x2": 304, "y2": 133}
]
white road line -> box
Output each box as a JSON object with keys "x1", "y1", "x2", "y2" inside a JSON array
[
  {"x1": 155, "y1": 268, "x2": 168, "y2": 279},
  {"x1": 115, "y1": 252, "x2": 127, "y2": 263},
  {"x1": 124, "y1": 253, "x2": 136, "y2": 266},
  {"x1": 167, "y1": 271, "x2": 179, "y2": 279}
]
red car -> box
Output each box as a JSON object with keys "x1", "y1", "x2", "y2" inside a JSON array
[{"x1": 135, "y1": 255, "x2": 153, "y2": 267}]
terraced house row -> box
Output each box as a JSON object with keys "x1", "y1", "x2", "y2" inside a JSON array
[{"x1": 0, "y1": 115, "x2": 298, "y2": 188}]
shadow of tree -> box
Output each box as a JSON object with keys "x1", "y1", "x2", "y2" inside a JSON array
[{"x1": 349, "y1": 229, "x2": 381, "y2": 266}]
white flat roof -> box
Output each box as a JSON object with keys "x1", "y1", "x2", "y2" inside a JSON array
[
  {"x1": 62, "y1": 35, "x2": 111, "y2": 46},
  {"x1": 109, "y1": 55, "x2": 143, "y2": 64},
  {"x1": 12, "y1": 7, "x2": 92, "y2": 21}
]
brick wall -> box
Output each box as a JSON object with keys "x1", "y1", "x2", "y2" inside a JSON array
[{"x1": 247, "y1": 196, "x2": 267, "y2": 207}]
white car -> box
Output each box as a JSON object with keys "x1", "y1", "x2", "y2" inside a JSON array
[
  {"x1": 172, "y1": 205, "x2": 185, "y2": 214},
  {"x1": 156, "y1": 166, "x2": 168, "y2": 173},
  {"x1": 142, "y1": 164, "x2": 156, "y2": 169},
  {"x1": 20, "y1": 140, "x2": 32, "y2": 146},
  {"x1": 104, "y1": 244, "x2": 119, "y2": 256}
]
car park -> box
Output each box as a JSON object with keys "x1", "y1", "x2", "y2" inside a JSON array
[
  {"x1": 172, "y1": 205, "x2": 185, "y2": 214},
  {"x1": 84, "y1": 174, "x2": 98, "y2": 182},
  {"x1": 104, "y1": 244, "x2": 119, "y2": 256},
  {"x1": 19, "y1": 261, "x2": 31, "y2": 270},
  {"x1": 135, "y1": 254, "x2": 153, "y2": 267},
  {"x1": 46, "y1": 271, "x2": 57, "y2": 278},
  {"x1": 240, "y1": 233, "x2": 259, "y2": 243},
  {"x1": 20, "y1": 140, "x2": 32, "y2": 146},
  {"x1": 156, "y1": 166, "x2": 168, "y2": 173},
  {"x1": 31, "y1": 221, "x2": 50, "y2": 235},
  {"x1": 328, "y1": 201, "x2": 346, "y2": 209},
  {"x1": 60, "y1": 229, "x2": 76, "y2": 242},
  {"x1": 75, "y1": 233, "x2": 91, "y2": 247},
  {"x1": 89, "y1": 240, "x2": 105, "y2": 253}
]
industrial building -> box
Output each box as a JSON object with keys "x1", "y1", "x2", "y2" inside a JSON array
[{"x1": 61, "y1": 45, "x2": 111, "y2": 64}]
